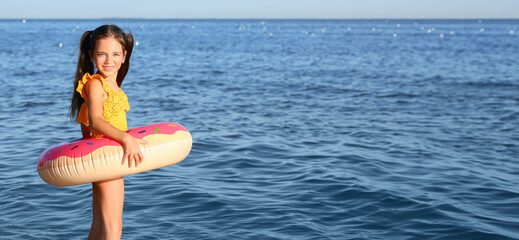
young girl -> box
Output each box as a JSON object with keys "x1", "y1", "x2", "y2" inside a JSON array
[{"x1": 69, "y1": 24, "x2": 147, "y2": 240}]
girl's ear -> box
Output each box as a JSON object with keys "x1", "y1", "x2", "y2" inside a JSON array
[{"x1": 123, "y1": 50, "x2": 127, "y2": 63}]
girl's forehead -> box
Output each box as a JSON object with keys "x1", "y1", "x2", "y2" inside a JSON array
[{"x1": 94, "y1": 37, "x2": 124, "y2": 51}]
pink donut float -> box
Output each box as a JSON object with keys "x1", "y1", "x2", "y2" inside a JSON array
[{"x1": 38, "y1": 123, "x2": 192, "y2": 187}]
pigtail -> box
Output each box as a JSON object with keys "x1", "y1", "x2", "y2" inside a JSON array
[
  {"x1": 69, "y1": 31, "x2": 95, "y2": 120},
  {"x1": 116, "y1": 32, "x2": 134, "y2": 87}
]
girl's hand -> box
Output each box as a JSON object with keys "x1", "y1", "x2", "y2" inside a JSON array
[{"x1": 121, "y1": 134, "x2": 149, "y2": 168}]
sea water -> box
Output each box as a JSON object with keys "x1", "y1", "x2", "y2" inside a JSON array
[{"x1": 0, "y1": 19, "x2": 518, "y2": 239}]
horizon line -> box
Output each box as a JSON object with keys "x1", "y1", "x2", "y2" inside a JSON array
[{"x1": 2, "y1": 17, "x2": 519, "y2": 21}]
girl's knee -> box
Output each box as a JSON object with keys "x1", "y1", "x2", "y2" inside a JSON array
[{"x1": 104, "y1": 220, "x2": 122, "y2": 239}]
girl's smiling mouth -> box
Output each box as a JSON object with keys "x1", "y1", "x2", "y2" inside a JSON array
[{"x1": 102, "y1": 66, "x2": 115, "y2": 71}]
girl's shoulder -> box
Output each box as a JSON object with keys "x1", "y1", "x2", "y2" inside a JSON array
[{"x1": 76, "y1": 73, "x2": 110, "y2": 99}]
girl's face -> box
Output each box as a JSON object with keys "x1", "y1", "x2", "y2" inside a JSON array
[{"x1": 90, "y1": 37, "x2": 126, "y2": 82}]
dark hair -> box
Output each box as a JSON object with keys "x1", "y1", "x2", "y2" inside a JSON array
[{"x1": 69, "y1": 24, "x2": 134, "y2": 121}]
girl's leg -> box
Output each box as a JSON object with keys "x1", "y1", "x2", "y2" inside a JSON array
[
  {"x1": 96, "y1": 177, "x2": 125, "y2": 240},
  {"x1": 88, "y1": 183, "x2": 104, "y2": 240}
]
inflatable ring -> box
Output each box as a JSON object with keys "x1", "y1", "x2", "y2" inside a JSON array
[{"x1": 37, "y1": 123, "x2": 192, "y2": 187}]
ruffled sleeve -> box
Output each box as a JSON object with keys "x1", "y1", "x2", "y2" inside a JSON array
[
  {"x1": 76, "y1": 73, "x2": 107, "y2": 99},
  {"x1": 76, "y1": 73, "x2": 109, "y2": 126}
]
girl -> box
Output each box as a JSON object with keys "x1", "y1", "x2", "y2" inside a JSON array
[{"x1": 69, "y1": 25, "x2": 147, "y2": 240}]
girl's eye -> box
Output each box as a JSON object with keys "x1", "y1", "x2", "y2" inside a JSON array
[
  {"x1": 98, "y1": 53, "x2": 105, "y2": 56},
  {"x1": 114, "y1": 54, "x2": 120, "y2": 57}
]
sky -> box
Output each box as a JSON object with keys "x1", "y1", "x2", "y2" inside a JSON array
[{"x1": 1, "y1": 0, "x2": 518, "y2": 19}]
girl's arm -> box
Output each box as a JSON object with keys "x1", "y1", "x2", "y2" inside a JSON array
[{"x1": 86, "y1": 79, "x2": 147, "y2": 168}]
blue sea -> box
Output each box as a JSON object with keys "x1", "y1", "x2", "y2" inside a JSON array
[{"x1": 0, "y1": 19, "x2": 518, "y2": 239}]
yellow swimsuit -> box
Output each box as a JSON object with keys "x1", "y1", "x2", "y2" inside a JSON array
[{"x1": 76, "y1": 73, "x2": 130, "y2": 137}]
